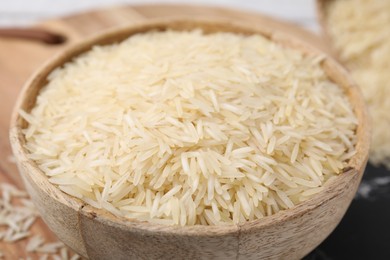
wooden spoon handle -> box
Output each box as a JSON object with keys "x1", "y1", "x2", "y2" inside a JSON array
[{"x1": 0, "y1": 28, "x2": 66, "y2": 44}]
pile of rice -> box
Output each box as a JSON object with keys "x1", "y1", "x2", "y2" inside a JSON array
[
  {"x1": 21, "y1": 30, "x2": 357, "y2": 226},
  {"x1": 325, "y1": 0, "x2": 390, "y2": 168},
  {"x1": 0, "y1": 182, "x2": 80, "y2": 259}
]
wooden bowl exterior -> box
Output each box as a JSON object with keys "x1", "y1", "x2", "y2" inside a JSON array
[{"x1": 9, "y1": 18, "x2": 370, "y2": 260}]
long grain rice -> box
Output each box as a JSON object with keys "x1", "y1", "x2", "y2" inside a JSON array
[
  {"x1": 325, "y1": 0, "x2": 390, "y2": 167},
  {"x1": 0, "y1": 183, "x2": 80, "y2": 259},
  {"x1": 21, "y1": 29, "x2": 357, "y2": 225}
]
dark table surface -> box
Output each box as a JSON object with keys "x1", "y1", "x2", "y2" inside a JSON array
[{"x1": 304, "y1": 163, "x2": 390, "y2": 260}]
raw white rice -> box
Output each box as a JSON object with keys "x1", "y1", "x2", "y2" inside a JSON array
[
  {"x1": 325, "y1": 0, "x2": 390, "y2": 167},
  {"x1": 26, "y1": 236, "x2": 80, "y2": 260},
  {"x1": 0, "y1": 183, "x2": 38, "y2": 242},
  {"x1": 22, "y1": 30, "x2": 357, "y2": 226},
  {"x1": 0, "y1": 183, "x2": 81, "y2": 259}
]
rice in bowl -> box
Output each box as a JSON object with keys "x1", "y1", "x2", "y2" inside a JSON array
[{"x1": 20, "y1": 29, "x2": 358, "y2": 226}]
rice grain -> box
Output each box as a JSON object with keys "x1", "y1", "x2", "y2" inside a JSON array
[
  {"x1": 325, "y1": 0, "x2": 390, "y2": 167},
  {"x1": 22, "y1": 30, "x2": 357, "y2": 225}
]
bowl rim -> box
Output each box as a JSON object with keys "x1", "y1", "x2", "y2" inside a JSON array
[{"x1": 9, "y1": 17, "x2": 370, "y2": 236}]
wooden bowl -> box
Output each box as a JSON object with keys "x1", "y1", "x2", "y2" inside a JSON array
[{"x1": 9, "y1": 18, "x2": 370, "y2": 260}]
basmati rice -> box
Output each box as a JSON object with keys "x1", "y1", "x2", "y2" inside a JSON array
[
  {"x1": 0, "y1": 183, "x2": 38, "y2": 242},
  {"x1": 0, "y1": 183, "x2": 80, "y2": 259},
  {"x1": 22, "y1": 30, "x2": 357, "y2": 226},
  {"x1": 324, "y1": 0, "x2": 390, "y2": 167}
]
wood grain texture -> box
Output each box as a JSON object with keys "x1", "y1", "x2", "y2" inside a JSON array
[{"x1": 7, "y1": 15, "x2": 370, "y2": 259}]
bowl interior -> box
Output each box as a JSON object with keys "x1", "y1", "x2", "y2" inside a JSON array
[{"x1": 10, "y1": 18, "x2": 370, "y2": 235}]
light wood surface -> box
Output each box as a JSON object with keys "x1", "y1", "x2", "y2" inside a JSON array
[{"x1": 7, "y1": 11, "x2": 370, "y2": 260}]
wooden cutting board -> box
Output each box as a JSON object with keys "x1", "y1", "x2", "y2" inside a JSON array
[{"x1": 0, "y1": 4, "x2": 326, "y2": 258}]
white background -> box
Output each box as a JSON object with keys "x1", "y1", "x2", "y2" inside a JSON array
[{"x1": 0, "y1": 0, "x2": 319, "y2": 32}]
